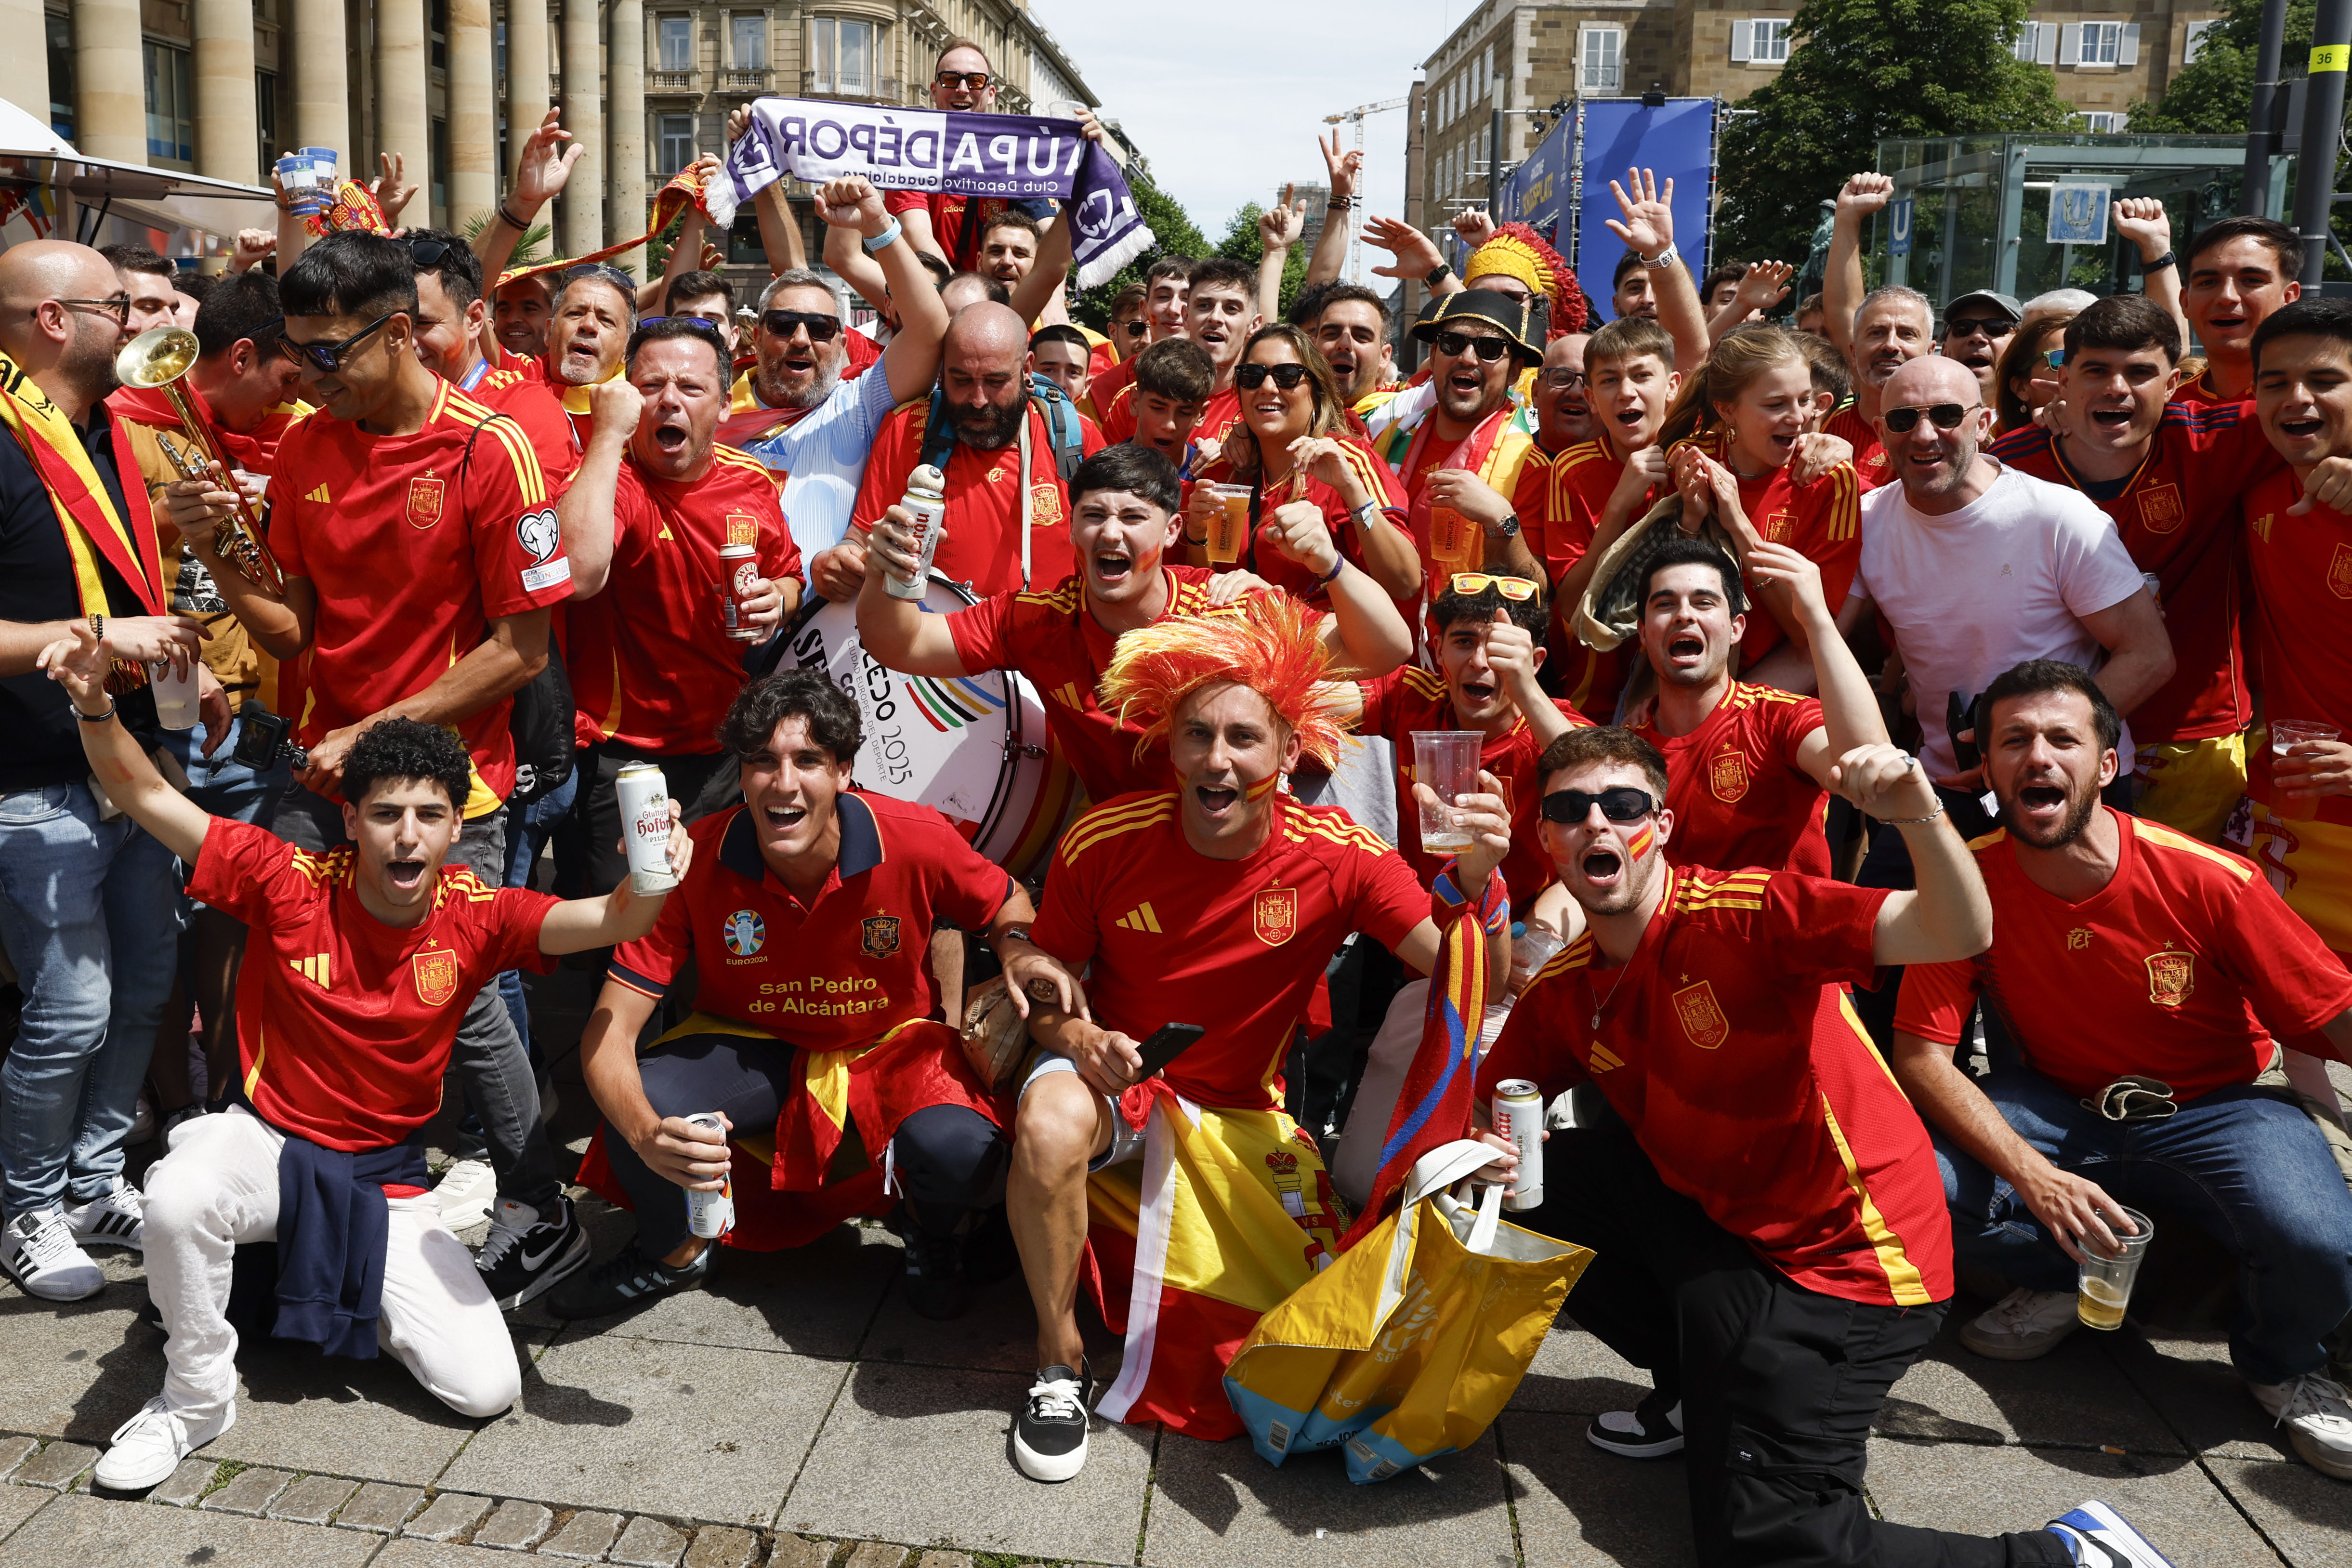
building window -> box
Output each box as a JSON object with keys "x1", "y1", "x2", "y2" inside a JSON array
[
  {"x1": 2078, "y1": 22, "x2": 2121, "y2": 65},
  {"x1": 657, "y1": 15, "x2": 692, "y2": 72},
  {"x1": 811, "y1": 17, "x2": 873, "y2": 96},
  {"x1": 1580, "y1": 27, "x2": 1622, "y2": 93},
  {"x1": 431, "y1": 115, "x2": 448, "y2": 216},
  {"x1": 256, "y1": 70, "x2": 277, "y2": 171},
  {"x1": 657, "y1": 112, "x2": 694, "y2": 174},
  {"x1": 731, "y1": 13, "x2": 765, "y2": 68},
  {"x1": 430, "y1": 0, "x2": 447, "y2": 71},
  {"x1": 2013, "y1": 21, "x2": 2041, "y2": 62},
  {"x1": 1752, "y1": 19, "x2": 1790, "y2": 62},
  {"x1": 495, "y1": 18, "x2": 505, "y2": 79},
  {"x1": 2076, "y1": 111, "x2": 2127, "y2": 134},
  {"x1": 2183, "y1": 21, "x2": 2213, "y2": 63},
  {"x1": 144, "y1": 40, "x2": 194, "y2": 164},
  {"x1": 47, "y1": 9, "x2": 75, "y2": 142}
]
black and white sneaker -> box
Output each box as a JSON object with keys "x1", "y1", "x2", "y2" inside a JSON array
[
  {"x1": 474, "y1": 1193, "x2": 591, "y2": 1311},
  {"x1": 65, "y1": 1177, "x2": 146, "y2": 1252},
  {"x1": 1014, "y1": 1360, "x2": 1093, "y2": 1482},
  {"x1": 888, "y1": 1204, "x2": 968, "y2": 1321},
  {"x1": 544, "y1": 1239, "x2": 712, "y2": 1320},
  {"x1": 2046, "y1": 1500, "x2": 2177, "y2": 1566},
  {"x1": 1586, "y1": 1387, "x2": 1683, "y2": 1458}
]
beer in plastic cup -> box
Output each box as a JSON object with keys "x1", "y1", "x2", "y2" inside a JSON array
[
  {"x1": 147, "y1": 660, "x2": 198, "y2": 731},
  {"x1": 1206, "y1": 484, "x2": 1251, "y2": 565},
  {"x1": 1411, "y1": 730, "x2": 1482, "y2": 853},
  {"x1": 2076, "y1": 1206, "x2": 2154, "y2": 1330},
  {"x1": 2270, "y1": 720, "x2": 2341, "y2": 821},
  {"x1": 1430, "y1": 505, "x2": 1475, "y2": 565}
]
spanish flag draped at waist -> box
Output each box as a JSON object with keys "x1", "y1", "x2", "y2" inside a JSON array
[
  {"x1": 0, "y1": 350, "x2": 169, "y2": 690},
  {"x1": 573, "y1": 1010, "x2": 1004, "y2": 1252}
]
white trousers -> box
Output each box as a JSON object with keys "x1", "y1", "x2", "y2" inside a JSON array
[
  {"x1": 142, "y1": 1106, "x2": 521, "y2": 1424},
  {"x1": 1330, "y1": 979, "x2": 1512, "y2": 1210}
]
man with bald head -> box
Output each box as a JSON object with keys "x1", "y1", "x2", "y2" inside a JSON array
[
  {"x1": 1836, "y1": 352, "x2": 2173, "y2": 1045},
  {"x1": 0, "y1": 240, "x2": 210, "y2": 1299},
  {"x1": 834, "y1": 300, "x2": 1103, "y2": 600}
]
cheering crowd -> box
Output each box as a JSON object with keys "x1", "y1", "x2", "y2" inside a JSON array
[{"x1": 4, "y1": 37, "x2": 2352, "y2": 1567}]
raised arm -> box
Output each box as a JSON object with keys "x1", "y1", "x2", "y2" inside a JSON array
[
  {"x1": 1824, "y1": 174, "x2": 1891, "y2": 369},
  {"x1": 1007, "y1": 201, "x2": 1076, "y2": 329},
  {"x1": 1391, "y1": 772, "x2": 1516, "y2": 981},
  {"x1": 538, "y1": 809, "x2": 690, "y2": 952},
  {"x1": 1604, "y1": 170, "x2": 1707, "y2": 371},
  {"x1": 822, "y1": 215, "x2": 894, "y2": 315},
  {"x1": 727, "y1": 107, "x2": 810, "y2": 279},
  {"x1": 1708, "y1": 261, "x2": 1793, "y2": 341},
  {"x1": 38, "y1": 623, "x2": 211, "y2": 862},
  {"x1": 1830, "y1": 744, "x2": 1992, "y2": 966},
  {"x1": 855, "y1": 510, "x2": 977, "y2": 675},
  {"x1": 1363, "y1": 215, "x2": 1457, "y2": 300},
  {"x1": 1748, "y1": 540, "x2": 1890, "y2": 764},
  {"x1": 2111, "y1": 198, "x2": 2191, "y2": 370},
  {"x1": 1258, "y1": 500, "x2": 1410, "y2": 675},
  {"x1": 1257, "y1": 190, "x2": 1305, "y2": 327},
  {"x1": 557, "y1": 379, "x2": 644, "y2": 598},
  {"x1": 475, "y1": 108, "x2": 584, "y2": 361},
  {"x1": 812, "y1": 176, "x2": 952, "y2": 407},
  {"x1": 638, "y1": 155, "x2": 722, "y2": 314},
  {"x1": 1302, "y1": 130, "x2": 1362, "y2": 289}
]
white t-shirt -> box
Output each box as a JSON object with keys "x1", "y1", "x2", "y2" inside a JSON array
[
  {"x1": 740, "y1": 365, "x2": 901, "y2": 560},
  {"x1": 1849, "y1": 461, "x2": 2147, "y2": 778}
]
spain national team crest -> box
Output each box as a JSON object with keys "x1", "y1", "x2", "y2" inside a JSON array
[
  {"x1": 1672, "y1": 979, "x2": 1729, "y2": 1049},
  {"x1": 724, "y1": 510, "x2": 759, "y2": 548},
  {"x1": 1761, "y1": 510, "x2": 1791, "y2": 543},
  {"x1": 406, "y1": 475, "x2": 446, "y2": 530},
  {"x1": 412, "y1": 947, "x2": 459, "y2": 1007},
  {"x1": 861, "y1": 914, "x2": 901, "y2": 958},
  {"x1": 1708, "y1": 750, "x2": 1750, "y2": 804},
  {"x1": 1030, "y1": 482, "x2": 1064, "y2": 530},
  {"x1": 1253, "y1": 886, "x2": 1299, "y2": 947},
  {"x1": 2330, "y1": 542, "x2": 2352, "y2": 601},
  {"x1": 2144, "y1": 949, "x2": 2195, "y2": 1007},
  {"x1": 723, "y1": 909, "x2": 765, "y2": 956},
  {"x1": 2136, "y1": 483, "x2": 2184, "y2": 535}
]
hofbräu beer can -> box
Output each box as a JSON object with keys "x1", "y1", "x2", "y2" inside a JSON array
[
  {"x1": 719, "y1": 542, "x2": 761, "y2": 641},
  {"x1": 683, "y1": 1112, "x2": 734, "y2": 1239},
  {"x1": 1492, "y1": 1079, "x2": 1545, "y2": 1211},
  {"x1": 616, "y1": 761, "x2": 679, "y2": 896}
]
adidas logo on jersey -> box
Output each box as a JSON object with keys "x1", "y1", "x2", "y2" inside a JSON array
[
  {"x1": 304, "y1": 484, "x2": 329, "y2": 503},
  {"x1": 289, "y1": 953, "x2": 332, "y2": 988},
  {"x1": 1113, "y1": 903, "x2": 1163, "y2": 934},
  {"x1": 1587, "y1": 1041, "x2": 1624, "y2": 1073}
]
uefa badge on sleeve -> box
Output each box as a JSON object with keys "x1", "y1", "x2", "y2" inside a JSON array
[{"x1": 516, "y1": 507, "x2": 571, "y2": 593}]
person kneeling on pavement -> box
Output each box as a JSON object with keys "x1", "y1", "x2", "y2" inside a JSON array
[
  {"x1": 1889, "y1": 659, "x2": 2352, "y2": 1481},
  {"x1": 33, "y1": 624, "x2": 690, "y2": 1492},
  {"x1": 560, "y1": 670, "x2": 1083, "y2": 1319}
]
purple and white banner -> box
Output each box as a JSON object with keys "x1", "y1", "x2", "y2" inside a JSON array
[{"x1": 709, "y1": 98, "x2": 1155, "y2": 290}]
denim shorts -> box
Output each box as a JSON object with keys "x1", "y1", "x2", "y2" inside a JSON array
[{"x1": 1021, "y1": 1054, "x2": 1148, "y2": 1172}]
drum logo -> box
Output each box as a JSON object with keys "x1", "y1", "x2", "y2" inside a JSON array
[
  {"x1": 1672, "y1": 979, "x2": 1728, "y2": 1049},
  {"x1": 406, "y1": 475, "x2": 446, "y2": 529},
  {"x1": 2144, "y1": 948, "x2": 2194, "y2": 1007},
  {"x1": 723, "y1": 909, "x2": 765, "y2": 957},
  {"x1": 2137, "y1": 484, "x2": 2183, "y2": 535},
  {"x1": 2330, "y1": 542, "x2": 2352, "y2": 600},
  {"x1": 861, "y1": 914, "x2": 901, "y2": 957},
  {"x1": 1253, "y1": 886, "x2": 1299, "y2": 947},
  {"x1": 1708, "y1": 750, "x2": 1750, "y2": 804},
  {"x1": 412, "y1": 947, "x2": 459, "y2": 1007}
]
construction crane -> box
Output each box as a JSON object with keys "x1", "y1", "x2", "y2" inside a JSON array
[{"x1": 1324, "y1": 95, "x2": 1409, "y2": 282}]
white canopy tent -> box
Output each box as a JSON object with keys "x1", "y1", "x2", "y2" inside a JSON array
[{"x1": 0, "y1": 100, "x2": 276, "y2": 248}]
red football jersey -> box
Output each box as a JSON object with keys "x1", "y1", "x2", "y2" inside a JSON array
[
  {"x1": 1198, "y1": 433, "x2": 1411, "y2": 610},
  {"x1": 1516, "y1": 436, "x2": 1644, "y2": 714},
  {"x1": 2239, "y1": 468, "x2": 2352, "y2": 826},
  {"x1": 1355, "y1": 663, "x2": 1589, "y2": 904},
  {"x1": 269, "y1": 381, "x2": 572, "y2": 810},
  {"x1": 1088, "y1": 354, "x2": 1139, "y2": 422},
  {"x1": 1034, "y1": 791, "x2": 1429, "y2": 1110},
  {"x1": 1732, "y1": 462, "x2": 1862, "y2": 667},
  {"x1": 1100, "y1": 382, "x2": 1243, "y2": 457},
  {"x1": 610, "y1": 793, "x2": 1012, "y2": 1051},
  {"x1": 190, "y1": 817, "x2": 558, "y2": 1151},
  {"x1": 1479, "y1": 865, "x2": 1950, "y2": 1307},
  {"x1": 850, "y1": 400, "x2": 1103, "y2": 597},
  {"x1": 567, "y1": 448, "x2": 803, "y2": 754},
  {"x1": 1823, "y1": 405, "x2": 1888, "y2": 489},
  {"x1": 1990, "y1": 403, "x2": 2272, "y2": 742},
  {"x1": 882, "y1": 188, "x2": 1014, "y2": 270},
  {"x1": 1897, "y1": 812, "x2": 2352, "y2": 1101},
  {"x1": 467, "y1": 366, "x2": 582, "y2": 487},
  {"x1": 1634, "y1": 682, "x2": 1829, "y2": 875},
  {"x1": 2172, "y1": 368, "x2": 2246, "y2": 409}
]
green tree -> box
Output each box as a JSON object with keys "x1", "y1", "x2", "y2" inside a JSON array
[
  {"x1": 1716, "y1": 0, "x2": 2074, "y2": 266},
  {"x1": 2127, "y1": 0, "x2": 2315, "y2": 132},
  {"x1": 1068, "y1": 164, "x2": 1212, "y2": 329},
  {"x1": 1213, "y1": 201, "x2": 1309, "y2": 321}
]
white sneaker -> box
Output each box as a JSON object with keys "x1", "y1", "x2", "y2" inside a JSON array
[
  {"x1": 65, "y1": 1178, "x2": 145, "y2": 1252},
  {"x1": 434, "y1": 1158, "x2": 498, "y2": 1230},
  {"x1": 2046, "y1": 1499, "x2": 2177, "y2": 1566},
  {"x1": 2249, "y1": 1371, "x2": 2352, "y2": 1480},
  {"x1": 1959, "y1": 1288, "x2": 2080, "y2": 1362},
  {"x1": 0, "y1": 1209, "x2": 104, "y2": 1301},
  {"x1": 92, "y1": 1395, "x2": 234, "y2": 1491}
]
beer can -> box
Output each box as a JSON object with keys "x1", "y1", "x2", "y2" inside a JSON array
[
  {"x1": 1492, "y1": 1079, "x2": 1545, "y2": 1211},
  {"x1": 683, "y1": 1112, "x2": 735, "y2": 1239},
  {"x1": 616, "y1": 761, "x2": 679, "y2": 896},
  {"x1": 719, "y1": 542, "x2": 761, "y2": 641},
  {"x1": 885, "y1": 464, "x2": 948, "y2": 601}
]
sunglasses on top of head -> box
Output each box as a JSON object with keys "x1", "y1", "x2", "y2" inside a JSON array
[
  {"x1": 1434, "y1": 330, "x2": 1513, "y2": 362},
  {"x1": 1539, "y1": 786, "x2": 1657, "y2": 825},
  {"x1": 1235, "y1": 361, "x2": 1311, "y2": 391},
  {"x1": 1881, "y1": 401, "x2": 1974, "y2": 434},
  {"x1": 760, "y1": 309, "x2": 842, "y2": 343}
]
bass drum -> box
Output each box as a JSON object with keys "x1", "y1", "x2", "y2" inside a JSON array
[{"x1": 781, "y1": 575, "x2": 1087, "y2": 883}]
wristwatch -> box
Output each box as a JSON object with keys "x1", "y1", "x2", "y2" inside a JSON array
[
  {"x1": 1640, "y1": 243, "x2": 1680, "y2": 271},
  {"x1": 1425, "y1": 262, "x2": 1454, "y2": 287},
  {"x1": 1484, "y1": 511, "x2": 1523, "y2": 540},
  {"x1": 994, "y1": 924, "x2": 1034, "y2": 947}
]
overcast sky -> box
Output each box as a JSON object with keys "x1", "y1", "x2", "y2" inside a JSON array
[{"x1": 1029, "y1": 0, "x2": 1461, "y2": 266}]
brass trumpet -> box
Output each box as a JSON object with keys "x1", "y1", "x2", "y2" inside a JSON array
[{"x1": 115, "y1": 326, "x2": 288, "y2": 596}]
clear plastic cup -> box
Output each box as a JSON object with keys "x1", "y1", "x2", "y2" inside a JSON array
[
  {"x1": 1429, "y1": 505, "x2": 1475, "y2": 565},
  {"x1": 1205, "y1": 483, "x2": 1250, "y2": 565},
  {"x1": 1509, "y1": 923, "x2": 1565, "y2": 996},
  {"x1": 2076, "y1": 1206, "x2": 2154, "y2": 1330},
  {"x1": 148, "y1": 659, "x2": 198, "y2": 731},
  {"x1": 1411, "y1": 730, "x2": 1482, "y2": 853},
  {"x1": 2270, "y1": 720, "x2": 2341, "y2": 821}
]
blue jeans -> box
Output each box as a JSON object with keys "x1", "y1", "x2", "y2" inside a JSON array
[
  {"x1": 0, "y1": 782, "x2": 184, "y2": 1215},
  {"x1": 497, "y1": 769, "x2": 578, "y2": 1067},
  {"x1": 1935, "y1": 1060, "x2": 2352, "y2": 1385},
  {"x1": 162, "y1": 713, "x2": 292, "y2": 828}
]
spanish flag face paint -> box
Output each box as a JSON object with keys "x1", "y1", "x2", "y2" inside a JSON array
[
  {"x1": 1245, "y1": 771, "x2": 1283, "y2": 803},
  {"x1": 1626, "y1": 822, "x2": 1656, "y2": 862}
]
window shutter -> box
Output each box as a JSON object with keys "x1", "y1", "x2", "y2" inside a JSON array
[
  {"x1": 2119, "y1": 23, "x2": 2140, "y2": 66},
  {"x1": 2036, "y1": 22, "x2": 2058, "y2": 64},
  {"x1": 2184, "y1": 21, "x2": 2211, "y2": 63},
  {"x1": 2058, "y1": 23, "x2": 2081, "y2": 64},
  {"x1": 1730, "y1": 18, "x2": 1753, "y2": 62}
]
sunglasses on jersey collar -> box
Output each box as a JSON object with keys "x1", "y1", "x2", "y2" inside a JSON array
[
  {"x1": 1449, "y1": 572, "x2": 1538, "y2": 601},
  {"x1": 1881, "y1": 401, "x2": 1976, "y2": 434},
  {"x1": 1235, "y1": 361, "x2": 1311, "y2": 391},
  {"x1": 760, "y1": 308, "x2": 842, "y2": 343},
  {"x1": 1540, "y1": 786, "x2": 1658, "y2": 825}
]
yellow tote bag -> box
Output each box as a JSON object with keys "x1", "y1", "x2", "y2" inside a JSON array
[{"x1": 1223, "y1": 1139, "x2": 1590, "y2": 1483}]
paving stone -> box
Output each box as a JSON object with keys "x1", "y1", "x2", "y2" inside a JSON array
[
  {"x1": 0, "y1": 1484, "x2": 53, "y2": 1543},
  {"x1": 146, "y1": 1456, "x2": 220, "y2": 1507},
  {"x1": 683, "y1": 1525, "x2": 764, "y2": 1568},
  {"x1": 265, "y1": 1472, "x2": 359, "y2": 1524},
  {"x1": 2103, "y1": 1327, "x2": 2299, "y2": 1462},
  {"x1": 783, "y1": 1364, "x2": 1151, "y2": 1564},
  {"x1": 443, "y1": 1335, "x2": 844, "y2": 1525},
  {"x1": 472, "y1": 1498, "x2": 555, "y2": 1550},
  {"x1": 0, "y1": 1433, "x2": 37, "y2": 1478},
  {"x1": 404, "y1": 1490, "x2": 494, "y2": 1542},
  {"x1": 1873, "y1": 1312, "x2": 2182, "y2": 1454},
  {"x1": 539, "y1": 1508, "x2": 625, "y2": 1559},
  {"x1": 2204, "y1": 1454, "x2": 2352, "y2": 1566},
  {"x1": 370, "y1": 1542, "x2": 538, "y2": 1566},
  {"x1": 1505, "y1": 1322, "x2": 1653, "y2": 1415},
  {"x1": 911, "y1": 1553, "x2": 972, "y2": 1568},
  {"x1": 766, "y1": 1533, "x2": 836, "y2": 1568},
  {"x1": 839, "y1": 1542, "x2": 907, "y2": 1568},
  {"x1": 1143, "y1": 1424, "x2": 1516, "y2": 1568},
  {"x1": 334, "y1": 1479, "x2": 427, "y2": 1531},
  {"x1": 612, "y1": 1513, "x2": 692, "y2": 1566},
  {"x1": 200, "y1": 1464, "x2": 293, "y2": 1515},
  {"x1": 1497, "y1": 1411, "x2": 1696, "y2": 1568},
  {"x1": 0, "y1": 1285, "x2": 167, "y2": 1441},
  {"x1": 0, "y1": 1490, "x2": 376, "y2": 1566},
  {"x1": 860, "y1": 1242, "x2": 1116, "y2": 1376},
  {"x1": 13, "y1": 1440, "x2": 97, "y2": 1489}
]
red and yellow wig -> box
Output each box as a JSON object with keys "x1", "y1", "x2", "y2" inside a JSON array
[{"x1": 1097, "y1": 594, "x2": 1349, "y2": 770}]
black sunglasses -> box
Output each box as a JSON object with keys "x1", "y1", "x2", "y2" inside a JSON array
[
  {"x1": 52, "y1": 294, "x2": 132, "y2": 325},
  {"x1": 761, "y1": 308, "x2": 841, "y2": 343},
  {"x1": 1434, "y1": 330, "x2": 1512, "y2": 362},
  {"x1": 1540, "y1": 786, "x2": 1657, "y2": 825},
  {"x1": 277, "y1": 312, "x2": 396, "y2": 373},
  {"x1": 1118, "y1": 319, "x2": 1147, "y2": 338},
  {"x1": 1881, "y1": 401, "x2": 1973, "y2": 434},
  {"x1": 1235, "y1": 362, "x2": 1311, "y2": 391},
  {"x1": 1943, "y1": 316, "x2": 2011, "y2": 339},
  {"x1": 407, "y1": 236, "x2": 463, "y2": 271}
]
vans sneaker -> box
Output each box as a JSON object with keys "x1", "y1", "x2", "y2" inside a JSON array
[
  {"x1": 1014, "y1": 1360, "x2": 1093, "y2": 1482},
  {"x1": 1587, "y1": 1387, "x2": 1684, "y2": 1458}
]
